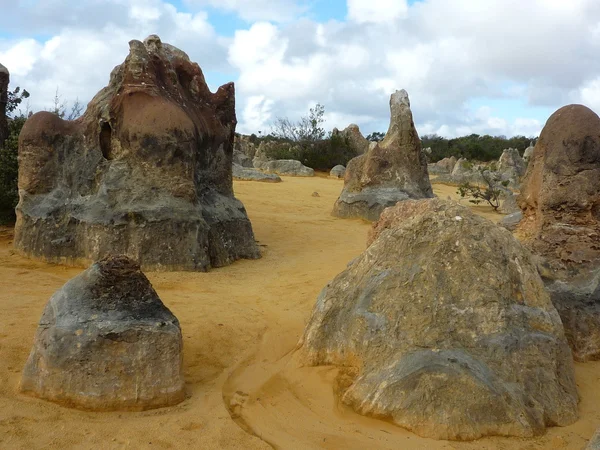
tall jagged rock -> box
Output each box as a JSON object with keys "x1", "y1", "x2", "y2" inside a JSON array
[
  {"x1": 516, "y1": 104, "x2": 600, "y2": 361},
  {"x1": 302, "y1": 199, "x2": 578, "y2": 440},
  {"x1": 0, "y1": 63, "x2": 8, "y2": 148},
  {"x1": 332, "y1": 90, "x2": 433, "y2": 221},
  {"x1": 20, "y1": 255, "x2": 185, "y2": 411},
  {"x1": 14, "y1": 35, "x2": 260, "y2": 271},
  {"x1": 497, "y1": 148, "x2": 526, "y2": 187}
]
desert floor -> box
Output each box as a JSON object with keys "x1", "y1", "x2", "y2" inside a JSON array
[{"x1": 0, "y1": 176, "x2": 598, "y2": 449}]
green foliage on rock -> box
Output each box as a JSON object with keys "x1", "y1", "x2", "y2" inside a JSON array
[{"x1": 0, "y1": 115, "x2": 25, "y2": 224}]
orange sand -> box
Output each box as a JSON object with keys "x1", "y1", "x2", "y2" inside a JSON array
[{"x1": 0, "y1": 176, "x2": 598, "y2": 449}]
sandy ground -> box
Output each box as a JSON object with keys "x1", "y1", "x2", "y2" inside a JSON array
[{"x1": 0, "y1": 176, "x2": 598, "y2": 449}]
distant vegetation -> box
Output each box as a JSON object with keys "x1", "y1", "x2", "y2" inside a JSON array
[
  {"x1": 0, "y1": 85, "x2": 30, "y2": 224},
  {"x1": 257, "y1": 105, "x2": 536, "y2": 170},
  {"x1": 0, "y1": 87, "x2": 83, "y2": 224},
  {"x1": 254, "y1": 104, "x2": 361, "y2": 171},
  {"x1": 421, "y1": 133, "x2": 535, "y2": 162}
]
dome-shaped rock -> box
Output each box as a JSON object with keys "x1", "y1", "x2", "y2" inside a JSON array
[
  {"x1": 301, "y1": 199, "x2": 578, "y2": 440},
  {"x1": 517, "y1": 104, "x2": 600, "y2": 361},
  {"x1": 20, "y1": 255, "x2": 185, "y2": 411}
]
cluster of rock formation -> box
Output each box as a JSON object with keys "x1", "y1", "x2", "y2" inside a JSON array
[
  {"x1": 0, "y1": 63, "x2": 8, "y2": 148},
  {"x1": 515, "y1": 104, "x2": 600, "y2": 361},
  {"x1": 14, "y1": 35, "x2": 260, "y2": 271},
  {"x1": 301, "y1": 199, "x2": 578, "y2": 440},
  {"x1": 332, "y1": 90, "x2": 433, "y2": 221},
  {"x1": 431, "y1": 149, "x2": 527, "y2": 190},
  {"x1": 21, "y1": 255, "x2": 185, "y2": 411}
]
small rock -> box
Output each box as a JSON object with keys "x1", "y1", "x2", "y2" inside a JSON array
[{"x1": 20, "y1": 255, "x2": 185, "y2": 411}]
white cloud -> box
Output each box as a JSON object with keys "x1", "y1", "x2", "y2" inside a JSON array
[
  {"x1": 578, "y1": 78, "x2": 600, "y2": 113},
  {"x1": 0, "y1": 0, "x2": 228, "y2": 115},
  {"x1": 1, "y1": 0, "x2": 600, "y2": 137},
  {"x1": 185, "y1": 0, "x2": 308, "y2": 22},
  {"x1": 347, "y1": 0, "x2": 408, "y2": 23}
]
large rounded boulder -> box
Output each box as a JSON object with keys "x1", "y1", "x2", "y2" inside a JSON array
[
  {"x1": 300, "y1": 199, "x2": 578, "y2": 440},
  {"x1": 20, "y1": 255, "x2": 185, "y2": 411},
  {"x1": 517, "y1": 104, "x2": 600, "y2": 361}
]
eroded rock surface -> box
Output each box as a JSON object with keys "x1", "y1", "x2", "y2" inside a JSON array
[
  {"x1": 301, "y1": 199, "x2": 578, "y2": 440},
  {"x1": 20, "y1": 255, "x2": 185, "y2": 411},
  {"x1": 233, "y1": 163, "x2": 281, "y2": 182},
  {"x1": 15, "y1": 35, "x2": 259, "y2": 271},
  {"x1": 332, "y1": 90, "x2": 433, "y2": 221},
  {"x1": 332, "y1": 124, "x2": 370, "y2": 155},
  {"x1": 428, "y1": 156, "x2": 457, "y2": 175},
  {"x1": 255, "y1": 159, "x2": 314, "y2": 177},
  {"x1": 497, "y1": 148, "x2": 526, "y2": 187},
  {"x1": 517, "y1": 104, "x2": 600, "y2": 361},
  {"x1": 329, "y1": 165, "x2": 346, "y2": 179}
]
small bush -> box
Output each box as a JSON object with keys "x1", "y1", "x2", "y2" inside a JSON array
[{"x1": 457, "y1": 170, "x2": 509, "y2": 211}]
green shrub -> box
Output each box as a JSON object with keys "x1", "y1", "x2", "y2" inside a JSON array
[
  {"x1": 0, "y1": 116, "x2": 25, "y2": 224},
  {"x1": 260, "y1": 134, "x2": 359, "y2": 171}
]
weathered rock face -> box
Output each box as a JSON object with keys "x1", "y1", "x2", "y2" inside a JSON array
[
  {"x1": 329, "y1": 164, "x2": 345, "y2": 179},
  {"x1": 301, "y1": 199, "x2": 578, "y2": 440},
  {"x1": 451, "y1": 158, "x2": 470, "y2": 176},
  {"x1": 333, "y1": 124, "x2": 370, "y2": 155},
  {"x1": 15, "y1": 35, "x2": 259, "y2": 271},
  {"x1": 0, "y1": 63, "x2": 8, "y2": 148},
  {"x1": 497, "y1": 148, "x2": 526, "y2": 187},
  {"x1": 516, "y1": 104, "x2": 600, "y2": 361},
  {"x1": 20, "y1": 255, "x2": 185, "y2": 411},
  {"x1": 523, "y1": 145, "x2": 534, "y2": 164},
  {"x1": 587, "y1": 428, "x2": 600, "y2": 450},
  {"x1": 234, "y1": 133, "x2": 258, "y2": 159},
  {"x1": 428, "y1": 156, "x2": 457, "y2": 175},
  {"x1": 255, "y1": 159, "x2": 314, "y2": 177},
  {"x1": 332, "y1": 90, "x2": 433, "y2": 221},
  {"x1": 233, "y1": 149, "x2": 253, "y2": 167},
  {"x1": 232, "y1": 163, "x2": 281, "y2": 182},
  {"x1": 499, "y1": 189, "x2": 520, "y2": 214},
  {"x1": 499, "y1": 211, "x2": 523, "y2": 232}
]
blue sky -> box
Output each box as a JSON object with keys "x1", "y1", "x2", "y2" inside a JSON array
[{"x1": 1, "y1": 0, "x2": 599, "y2": 137}]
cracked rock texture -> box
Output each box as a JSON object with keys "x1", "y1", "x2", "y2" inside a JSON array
[
  {"x1": 301, "y1": 199, "x2": 578, "y2": 440},
  {"x1": 517, "y1": 104, "x2": 600, "y2": 361},
  {"x1": 14, "y1": 35, "x2": 259, "y2": 271},
  {"x1": 332, "y1": 90, "x2": 433, "y2": 221},
  {"x1": 20, "y1": 255, "x2": 185, "y2": 411}
]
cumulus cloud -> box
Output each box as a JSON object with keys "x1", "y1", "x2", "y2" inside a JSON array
[
  {"x1": 1, "y1": 0, "x2": 600, "y2": 138},
  {"x1": 231, "y1": 0, "x2": 600, "y2": 136},
  {"x1": 347, "y1": 0, "x2": 408, "y2": 23},
  {"x1": 184, "y1": 0, "x2": 309, "y2": 22},
  {"x1": 0, "y1": 0, "x2": 228, "y2": 114}
]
